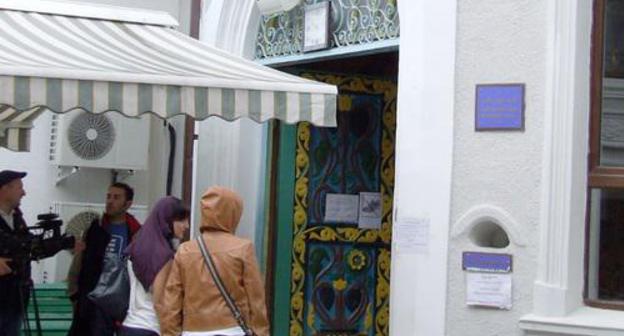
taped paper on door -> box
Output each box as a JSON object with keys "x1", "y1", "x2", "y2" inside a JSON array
[
  {"x1": 324, "y1": 193, "x2": 359, "y2": 224},
  {"x1": 358, "y1": 192, "x2": 382, "y2": 229}
]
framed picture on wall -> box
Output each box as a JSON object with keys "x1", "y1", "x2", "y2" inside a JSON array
[{"x1": 303, "y1": 1, "x2": 330, "y2": 52}]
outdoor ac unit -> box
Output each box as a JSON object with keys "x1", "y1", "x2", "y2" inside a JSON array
[
  {"x1": 49, "y1": 110, "x2": 150, "y2": 170},
  {"x1": 36, "y1": 201, "x2": 149, "y2": 283}
]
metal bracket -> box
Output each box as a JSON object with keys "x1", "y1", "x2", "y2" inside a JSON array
[
  {"x1": 55, "y1": 166, "x2": 80, "y2": 185},
  {"x1": 113, "y1": 169, "x2": 134, "y2": 182}
]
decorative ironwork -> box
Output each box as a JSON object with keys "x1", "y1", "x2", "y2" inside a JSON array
[
  {"x1": 256, "y1": 0, "x2": 400, "y2": 59},
  {"x1": 289, "y1": 74, "x2": 396, "y2": 336}
]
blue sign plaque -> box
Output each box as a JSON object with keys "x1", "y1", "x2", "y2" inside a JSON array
[
  {"x1": 462, "y1": 252, "x2": 512, "y2": 273},
  {"x1": 475, "y1": 84, "x2": 525, "y2": 131}
]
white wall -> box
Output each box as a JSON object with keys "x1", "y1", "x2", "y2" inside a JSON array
[
  {"x1": 447, "y1": 1, "x2": 547, "y2": 335},
  {"x1": 192, "y1": 118, "x2": 267, "y2": 242}
]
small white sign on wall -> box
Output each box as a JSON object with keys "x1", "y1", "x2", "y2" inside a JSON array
[
  {"x1": 324, "y1": 193, "x2": 359, "y2": 224},
  {"x1": 358, "y1": 192, "x2": 381, "y2": 229},
  {"x1": 393, "y1": 217, "x2": 430, "y2": 255},
  {"x1": 466, "y1": 273, "x2": 512, "y2": 310}
]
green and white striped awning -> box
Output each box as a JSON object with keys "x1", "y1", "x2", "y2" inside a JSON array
[{"x1": 0, "y1": 1, "x2": 338, "y2": 152}]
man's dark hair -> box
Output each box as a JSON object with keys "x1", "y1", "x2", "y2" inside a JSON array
[{"x1": 110, "y1": 182, "x2": 134, "y2": 201}]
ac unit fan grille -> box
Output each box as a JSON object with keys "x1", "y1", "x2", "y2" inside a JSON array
[{"x1": 68, "y1": 113, "x2": 115, "y2": 160}]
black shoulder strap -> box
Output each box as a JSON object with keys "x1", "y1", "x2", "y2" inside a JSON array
[{"x1": 196, "y1": 237, "x2": 255, "y2": 336}]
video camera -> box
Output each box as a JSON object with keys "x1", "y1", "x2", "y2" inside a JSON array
[{"x1": 0, "y1": 213, "x2": 75, "y2": 268}]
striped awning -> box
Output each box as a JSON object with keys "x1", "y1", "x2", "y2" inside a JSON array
[{"x1": 0, "y1": 1, "x2": 338, "y2": 152}]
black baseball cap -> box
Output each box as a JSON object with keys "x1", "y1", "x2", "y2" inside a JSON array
[{"x1": 0, "y1": 170, "x2": 27, "y2": 188}]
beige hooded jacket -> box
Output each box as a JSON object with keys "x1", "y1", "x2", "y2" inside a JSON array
[{"x1": 157, "y1": 187, "x2": 269, "y2": 336}]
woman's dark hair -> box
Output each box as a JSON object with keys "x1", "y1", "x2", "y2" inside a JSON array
[{"x1": 171, "y1": 199, "x2": 190, "y2": 221}]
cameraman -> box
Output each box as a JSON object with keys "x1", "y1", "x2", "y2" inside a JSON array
[{"x1": 0, "y1": 170, "x2": 29, "y2": 336}]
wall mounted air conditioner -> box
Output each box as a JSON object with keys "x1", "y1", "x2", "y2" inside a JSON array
[
  {"x1": 49, "y1": 110, "x2": 150, "y2": 170},
  {"x1": 35, "y1": 201, "x2": 149, "y2": 283}
]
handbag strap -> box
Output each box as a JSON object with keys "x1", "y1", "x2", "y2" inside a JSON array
[{"x1": 196, "y1": 237, "x2": 255, "y2": 336}]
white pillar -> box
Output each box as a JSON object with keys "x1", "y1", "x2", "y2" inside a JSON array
[
  {"x1": 390, "y1": 1, "x2": 456, "y2": 335},
  {"x1": 531, "y1": 0, "x2": 591, "y2": 317}
]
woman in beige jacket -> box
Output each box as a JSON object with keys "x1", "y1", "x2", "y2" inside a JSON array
[{"x1": 157, "y1": 186, "x2": 269, "y2": 336}]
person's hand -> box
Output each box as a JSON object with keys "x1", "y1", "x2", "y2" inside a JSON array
[
  {"x1": 73, "y1": 239, "x2": 86, "y2": 254},
  {"x1": 0, "y1": 257, "x2": 13, "y2": 277}
]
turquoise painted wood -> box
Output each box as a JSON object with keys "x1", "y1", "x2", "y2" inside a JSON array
[
  {"x1": 21, "y1": 282, "x2": 73, "y2": 336},
  {"x1": 272, "y1": 123, "x2": 297, "y2": 336}
]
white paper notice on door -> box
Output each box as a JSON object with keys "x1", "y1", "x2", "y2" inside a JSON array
[
  {"x1": 358, "y1": 192, "x2": 382, "y2": 229},
  {"x1": 324, "y1": 193, "x2": 359, "y2": 224},
  {"x1": 466, "y1": 273, "x2": 512, "y2": 310}
]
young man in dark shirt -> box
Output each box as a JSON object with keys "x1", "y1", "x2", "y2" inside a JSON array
[{"x1": 68, "y1": 182, "x2": 141, "y2": 336}]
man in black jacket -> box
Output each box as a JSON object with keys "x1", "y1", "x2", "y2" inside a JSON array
[
  {"x1": 0, "y1": 170, "x2": 30, "y2": 336},
  {"x1": 68, "y1": 182, "x2": 141, "y2": 336}
]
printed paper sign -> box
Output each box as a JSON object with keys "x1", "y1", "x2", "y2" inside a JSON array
[
  {"x1": 394, "y1": 217, "x2": 430, "y2": 254},
  {"x1": 466, "y1": 273, "x2": 512, "y2": 309},
  {"x1": 358, "y1": 192, "x2": 382, "y2": 229},
  {"x1": 324, "y1": 193, "x2": 359, "y2": 224}
]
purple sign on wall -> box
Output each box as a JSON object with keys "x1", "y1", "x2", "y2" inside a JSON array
[
  {"x1": 475, "y1": 84, "x2": 525, "y2": 131},
  {"x1": 462, "y1": 252, "x2": 512, "y2": 273}
]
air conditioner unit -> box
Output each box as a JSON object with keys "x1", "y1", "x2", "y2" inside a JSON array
[
  {"x1": 49, "y1": 110, "x2": 150, "y2": 170},
  {"x1": 36, "y1": 201, "x2": 149, "y2": 283}
]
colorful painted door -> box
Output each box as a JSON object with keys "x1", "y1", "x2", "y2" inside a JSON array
[{"x1": 273, "y1": 74, "x2": 396, "y2": 336}]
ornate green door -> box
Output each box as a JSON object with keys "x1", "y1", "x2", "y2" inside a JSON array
[{"x1": 273, "y1": 74, "x2": 396, "y2": 336}]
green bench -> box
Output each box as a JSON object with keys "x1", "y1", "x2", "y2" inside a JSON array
[{"x1": 21, "y1": 282, "x2": 73, "y2": 336}]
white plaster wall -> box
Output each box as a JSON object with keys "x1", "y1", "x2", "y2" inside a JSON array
[
  {"x1": 192, "y1": 118, "x2": 266, "y2": 242},
  {"x1": 447, "y1": 1, "x2": 547, "y2": 335}
]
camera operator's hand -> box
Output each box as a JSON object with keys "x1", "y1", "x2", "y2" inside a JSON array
[{"x1": 0, "y1": 257, "x2": 12, "y2": 277}]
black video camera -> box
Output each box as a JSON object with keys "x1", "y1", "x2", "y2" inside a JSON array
[{"x1": 0, "y1": 213, "x2": 75, "y2": 269}]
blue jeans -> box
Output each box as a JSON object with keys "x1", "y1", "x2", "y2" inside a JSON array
[{"x1": 0, "y1": 310, "x2": 22, "y2": 336}]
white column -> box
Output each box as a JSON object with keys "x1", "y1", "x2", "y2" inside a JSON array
[
  {"x1": 532, "y1": 0, "x2": 591, "y2": 317},
  {"x1": 389, "y1": 1, "x2": 456, "y2": 335}
]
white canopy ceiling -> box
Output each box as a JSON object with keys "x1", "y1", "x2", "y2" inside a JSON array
[{"x1": 0, "y1": 0, "x2": 337, "y2": 151}]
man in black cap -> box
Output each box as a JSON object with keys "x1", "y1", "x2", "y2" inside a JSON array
[{"x1": 0, "y1": 170, "x2": 29, "y2": 336}]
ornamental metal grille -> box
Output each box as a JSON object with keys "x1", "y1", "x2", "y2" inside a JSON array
[{"x1": 255, "y1": 0, "x2": 399, "y2": 59}]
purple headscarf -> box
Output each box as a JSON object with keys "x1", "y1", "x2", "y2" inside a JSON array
[{"x1": 125, "y1": 196, "x2": 180, "y2": 291}]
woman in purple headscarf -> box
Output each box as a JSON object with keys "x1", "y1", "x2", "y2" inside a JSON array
[{"x1": 119, "y1": 196, "x2": 190, "y2": 336}]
